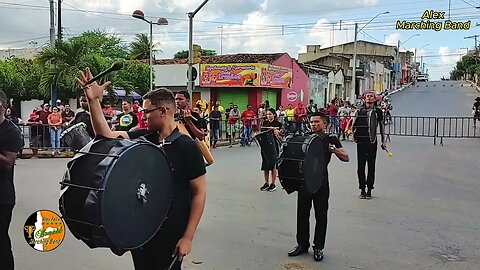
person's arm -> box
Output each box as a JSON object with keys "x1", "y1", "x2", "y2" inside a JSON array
[
  {"x1": 0, "y1": 151, "x2": 17, "y2": 168},
  {"x1": 176, "y1": 174, "x2": 206, "y2": 259},
  {"x1": 77, "y1": 67, "x2": 129, "y2": 139},
  {"x1": 183, "y1": 110, "x2": 205, "y2": 141},
  {"x1": 0, "y1": 129, "x2": 22, "y2": 168},
  {"x1": 329, "y1": 137, "x2": 349, "y2": 162},
  {"x1": 47, "y1": 115, "x2": 54, "y2": 126},
  {"x1": 378, "y1": 110, "x2": 386, "y2": 148}
]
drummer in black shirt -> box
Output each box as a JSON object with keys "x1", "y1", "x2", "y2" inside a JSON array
[
  {"x1": 288, "y1": 111, "x2": 349, "y2": 262},
  {"x1": 77, "y1": 69, "x2": 206, "y2": 270},
  {"x1": 0, "y1": 90, "x2": 23, "y2": 270},
  {"x1": 259, "y1": 108, "x2": 283, "y2": 192}
]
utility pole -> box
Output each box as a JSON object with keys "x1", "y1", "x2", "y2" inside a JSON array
[
  {"x1": 395, "y1": 40, "x2": 400, "y2": 90},
  {"x1": 350, "y1": 23, "x2": 358, "y2": 103},
  {"x1": 49, "y1": 0, "x2": 55, "y2": 47},
  {"x1": 49, "y1": 0, "x2": 56, "y2": 107},
  {"x1": 464, "y1": 35, "x2": 479, "y2": 64},
  {"x1": 187, "y1": 0, "x2": 210, "y2": 107},
  {"x1": 420, "y1": 55, "x2": 424, "y2": 73},
  {"x1": 57, "y1": 0, "x2": 62, "y2": 41}
]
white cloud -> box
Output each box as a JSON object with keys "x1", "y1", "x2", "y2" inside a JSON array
[{"x1": 384, "y1": 33, "x2": 401, "y2": 46}]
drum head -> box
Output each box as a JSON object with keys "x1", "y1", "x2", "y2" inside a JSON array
[
  {"x1": 303, "y1": 136, "x2": 326, "y2": 194},
  {"x1": 255, "y1": 130, "x2": 278, "y2": 167},
  {"x1": 368, "y1": 110, "x2": 378, "y2": 143},
  {"x1": 102, "y1": 141, "x2": 173, "y2": 249},
  {"x1": 60, "y1": 139, "x2": 173, "y2": 251}
]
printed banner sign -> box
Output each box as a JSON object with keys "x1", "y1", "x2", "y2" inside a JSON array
[{"x1": 200, "y1": 63, "x2": 292, "y2": 88}]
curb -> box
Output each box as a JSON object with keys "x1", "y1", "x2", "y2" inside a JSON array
[{"x1": 465, "y1": 80, "x2": 480, "y2": 93}]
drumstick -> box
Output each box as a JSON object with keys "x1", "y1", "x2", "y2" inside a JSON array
[{"x1": 382, "y1": 147, "x2": 393, "y2": 157}]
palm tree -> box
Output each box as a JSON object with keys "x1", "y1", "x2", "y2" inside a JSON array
[
  {"x1": 36, "y1": 39, "x2": 89, "y2": 98},
  {"x1": 129, "y1": 33, "x2": 151, "y2": 60},
  {"x1": 36, "y1": 39, "x2": 131, "y2": 100}
]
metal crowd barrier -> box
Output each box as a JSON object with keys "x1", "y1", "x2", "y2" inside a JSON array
[{"x1": 325, "y1": 115, "x2": 479, "y2": 145}]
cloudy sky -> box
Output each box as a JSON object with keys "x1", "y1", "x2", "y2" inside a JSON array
[{"x1": 1, "y1": 0, "x2": 478, "y2": 80}]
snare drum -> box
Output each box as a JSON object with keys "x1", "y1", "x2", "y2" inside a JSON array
[
  {"x1": 254, "y1": 129, "x2": 279, "y2": 170},
  {"x1": 59, "y1": 138, "x2": 173, "y2": 255},
  {"x1": 60, "y1": 122, "x2": 92, "y2": 151},
  {"x1": 277, "y1": 134, "x2": 326, "y2": 194}
]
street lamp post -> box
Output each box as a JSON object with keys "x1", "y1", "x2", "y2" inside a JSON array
[
  {"x1": 395, "y1": 34, "x2": 419, "y2": 90},
  {"x1": 350, "y1": 11, "x2": 389, "y2": 103},
  {"x1": 132, "y1": 10, "x2": 168, "y2": 91},
  {"x1": 414, "y1": 44, "x2": 429, "y2": 78},
  {"x1": 187, "y1": 0, "x2": 210, "y2": 108}
]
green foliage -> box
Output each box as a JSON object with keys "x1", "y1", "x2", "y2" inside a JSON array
[
  {"x1": 0, "y1": 58, "x2": 42, "y2": 101},
  {"x1": 70, "y1": 29, "x2": 129, "y2": 59},
  {"x1": 0, "y1": 30, "x2": 151, "y2": 101},
  {"x1": 174, "y1": 50, "x2": 188, "y2": 59},
  {"x1": 129, "y1": 33, "x2": 151, "y2": 60},
  {"x1": 174, "y1": 49, "x2": 217, "y2": 59},
  {"x1": 451, "y1": 55, "x2": 480, "y2": 79}
]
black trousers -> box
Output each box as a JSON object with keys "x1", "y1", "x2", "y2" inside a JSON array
[
  {"x1": 296, "y1": 184, "x2": 329, "y2": 250},
  {"x1": 357, "y1": 142, "x2": 378, "y2": 190},
  {"x1": 0, "y1": 205, "x2": 14, "y2": 270}
]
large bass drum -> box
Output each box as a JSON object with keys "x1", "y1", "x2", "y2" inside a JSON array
[
  {"x1": 59, "y1": 138, "x2": 173, "y2": 255},
  {"x1": 277, "y1": 134, "x2": 326, "y2": 194}
]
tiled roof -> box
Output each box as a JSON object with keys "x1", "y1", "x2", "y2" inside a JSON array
[{"x1": 200, "y1": 53, "x2": 286, "y2": 64}]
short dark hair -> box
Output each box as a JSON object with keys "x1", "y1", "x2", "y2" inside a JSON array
[
  {"x1": 176, "y1": 90, "x2": 190, "y2": 100},
  {"x1": 0, "y1": 90, "x2": 7, "y2": 105},
  {"x1": 143, "y1": 88, "x2": 175, "y2": 107},
  {"x1": 122, "y1": 100, "x2": 132, "y2": 104},
  {"x1": 267, "y1": 108, "x2": 276, "y2": 115},
  {"x1": 310, "y1": 111, "x2": 329, "y2": 123}
]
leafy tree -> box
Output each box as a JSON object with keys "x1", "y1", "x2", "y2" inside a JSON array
[
  {"x1": 70, "y1": 29, "x2": 129, "y2": 59},
  {"x1": 0, "y1": 58, "x2": 42, "y2": 101},
  {"x1": 174, "y1": 49, "x2": 217, "y2": 59}
]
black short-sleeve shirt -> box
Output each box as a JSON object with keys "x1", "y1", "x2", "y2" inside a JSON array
[
  {"x1": 0, "y1": 119, "x2": 23, "y2": 205},
  {"x1": 127, "y1": 128, "x2": 206, "y2": 235}
]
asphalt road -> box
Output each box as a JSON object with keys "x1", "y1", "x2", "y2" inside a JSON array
[{"x1": 10, "y1": 81, "x2": 480, "y2": 270}]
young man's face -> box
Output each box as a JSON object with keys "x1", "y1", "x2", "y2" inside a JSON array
[
  {"x1": 80, "y1": 99, "x2": 88, "y2": 109},
  {"x1": 310, "y1": 116, "x2": 327, "y2": 133},
  {"x1": 365, "y1": 93, "x2": 375, "y2": 104},
  {"x1": 247, "y1": 105, "x2": 253, "y2": 111},
  {"x1": 175, "y1": 94, "x2": 188, "y2": 109},
  {"x1": 122, "y1": 102, "x2": 131, "y2": 111}
]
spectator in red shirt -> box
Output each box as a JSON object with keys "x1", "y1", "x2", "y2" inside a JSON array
[
  {"x1": 240, "y1": 104, "x2": 255, "y2": 146},
  {"x1": 327, "y1": 100, "x2": 339, "y2": 134},
  {"x1": 133, "y1": 104, "x2": 147, "y2": 129},
  {"x1": 294, "y1": 102, "x2": 307, "y2": 133}
]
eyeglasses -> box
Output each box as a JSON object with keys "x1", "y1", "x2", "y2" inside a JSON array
[
  {"x1": 81, "y1": 100, "x2": 87, "y2": 102},
  {"x1": 141, "y1": 107, "x2": 165, "y2": 115}
]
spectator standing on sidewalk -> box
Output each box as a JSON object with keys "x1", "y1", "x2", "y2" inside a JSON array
[{"x1": 209, "y1": 105, "x2": 222, "y2": 148}]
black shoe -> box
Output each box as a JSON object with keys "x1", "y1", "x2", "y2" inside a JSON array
[
  {"x1": 366, "y1": 189, "x2": 372, "y2": 199},
  {"x1": 313, "y1": 248, "x2": 324, "y2": 261},
  {"x1": 267, "y1": 184, "x2": 276, "y2": 192},
  {"x1": 260, "y1": 183, "x2": 269, "y2": 191},
  {"x1": 287, "y1": 245, "x2": 309, "y2": 256},
  {"x1": 359, "y1": 189, "x2": 367, "y2": 199}
]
